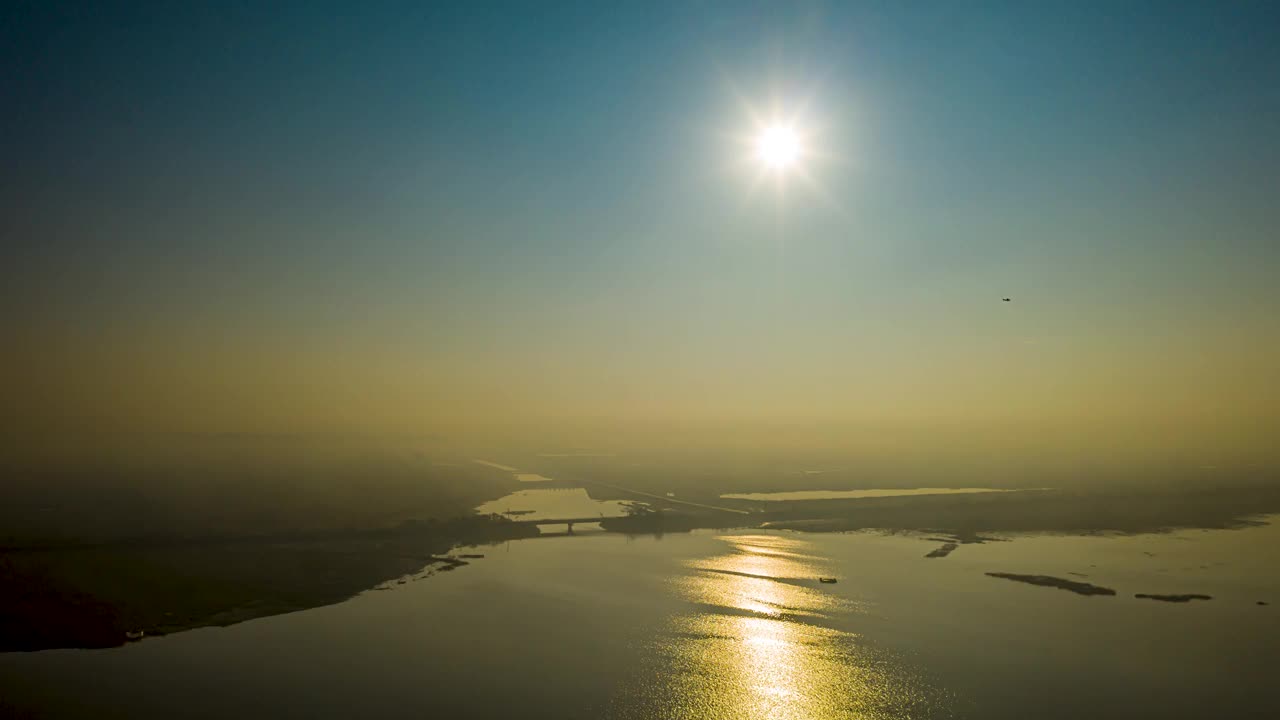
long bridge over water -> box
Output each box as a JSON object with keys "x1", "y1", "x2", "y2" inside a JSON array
[{"x1": 506, "y1": 516, "x2": 620, "y2": 534}]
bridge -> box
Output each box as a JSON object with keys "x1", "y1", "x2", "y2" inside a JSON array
[{"x1": 505, "y1": 516, "x2": 623, "y2": 534}]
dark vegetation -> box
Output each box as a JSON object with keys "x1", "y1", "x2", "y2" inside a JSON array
[
  {"x1": 748, "y1": 485, "x2": 1280, "y2": 537},
  {"x1": 0, "y1": 451, "x2": 529, "y2": 652},
  {"x1": 0, "y1": 517, "x2": 536, "y2": 652},
  {"x1": 1135, "y1": 593, "x2": 1213, "y2": 603},
  {"x1": 588, "y1": 484, "x2": 1280, "y2": 541},
  {"x1": 3, "y1": 445, "x2": 1277, "y2": 653}
]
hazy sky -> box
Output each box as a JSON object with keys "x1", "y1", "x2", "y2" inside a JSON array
[{"x1": 4, "y1": 1, "x2": 1278, "y2": 460}]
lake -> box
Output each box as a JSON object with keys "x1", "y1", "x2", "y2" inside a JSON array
[
  {"x1": 474, "y1": 487, "x2": 634, "y2": 521},
  {"x1": 2, "y1": 520, "x2": 1278, "y2": 719}
]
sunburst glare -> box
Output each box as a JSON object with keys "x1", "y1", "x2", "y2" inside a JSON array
[{"x1": 756, "y1": 124, "x2": 803, "y2": 172}]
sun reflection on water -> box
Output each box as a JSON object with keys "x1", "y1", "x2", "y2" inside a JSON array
[{"x1": 609, "y1": 534, "x2": 943, "y2": 719}]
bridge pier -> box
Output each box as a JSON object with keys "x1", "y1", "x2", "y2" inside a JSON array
[{"x1": 516, "y1": 516, "x2": 615, "y2": 534}]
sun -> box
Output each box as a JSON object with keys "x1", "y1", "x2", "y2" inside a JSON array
[
  {"x1": 755, "y1": 124, "x2": 802, "y2": 172},
  {"x1": 731, "y1": 95, "x2": 826, "y2": 194}
]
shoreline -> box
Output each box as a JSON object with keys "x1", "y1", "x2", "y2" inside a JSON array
[
  {"x1": 5, "y1": 485, "x2": 1278, "y2": 653},
  {"x1": 0, "y1": 518, "x2": 536, "y2": 653}
]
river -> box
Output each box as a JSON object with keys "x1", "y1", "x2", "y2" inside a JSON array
[{"x1": 2, "y1": 520, "x2": 1278, "y2": 719}]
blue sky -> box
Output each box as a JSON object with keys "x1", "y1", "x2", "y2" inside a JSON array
[{"x1": 4, "y1": 1, "x2": 1279, "y2": 455}]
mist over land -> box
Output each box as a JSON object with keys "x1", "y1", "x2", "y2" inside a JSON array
[{"x1": 3, "y1": 430, "x2": 1278, "y2": 653}]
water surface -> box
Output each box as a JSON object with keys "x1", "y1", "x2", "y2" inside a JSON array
[
  {"x1": 474, "y1": 487, "x2": 634, "y2": 521},
  {"x1": 3, "y1": 521, "x2": 1277, "y2": 719}
]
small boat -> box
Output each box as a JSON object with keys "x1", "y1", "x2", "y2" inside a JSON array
[
  {"x1": 819, "y1": 577, "x2": 838, "y2": 584},
  {"x1": 125, "y1": 631, "x2": 145, "y2": 640}
]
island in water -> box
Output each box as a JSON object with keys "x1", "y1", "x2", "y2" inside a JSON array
[
  {"x1": 5, "y1": 453, "x2": 1279, "y2": 652},
  {"x1": 925, "y1": 542, "x2": 959, "y2": 558},
  {"x1": 985, "y1": 572, "x2": 1118, "y2": 596}
]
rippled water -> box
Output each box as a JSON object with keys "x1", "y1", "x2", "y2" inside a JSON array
[
  {"x1": 609, "y1": 534, "x2": 949, "y2": 719},
  {"x1": 3, "y1": 522, "x2": 1278, "y2": 719}
]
